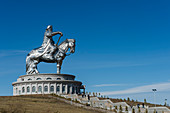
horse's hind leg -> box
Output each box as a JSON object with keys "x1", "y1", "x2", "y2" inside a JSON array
[{"x1": 31, "y1": 60, "x2": 39, "y2": 74}]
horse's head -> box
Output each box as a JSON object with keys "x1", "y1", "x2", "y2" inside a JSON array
[
  {"x1": 67, "y1": 39, "x2": 75, "y2": 53},
  {"x1": 57, "y1": 39, "x2": 75, "y2": 58}
]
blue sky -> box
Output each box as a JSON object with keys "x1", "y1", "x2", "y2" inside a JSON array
[{"x1": 1, "y1": 0, "x2": 170, "y2": 105}]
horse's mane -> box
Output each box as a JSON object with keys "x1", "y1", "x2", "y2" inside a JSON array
[
  {"x1": 58, "y1": 39, "x2": 68, "y2": 48},
  {"x1": 59, "y1": 39, "x2": 68, "y2": 46},
  {"x1": 58, "y1": 39, "x2": 75, "y2": 48}
]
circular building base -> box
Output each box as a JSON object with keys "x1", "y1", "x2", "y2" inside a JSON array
[{"x1": 12, "y1": 74, "x2": 84, "y2": 96}]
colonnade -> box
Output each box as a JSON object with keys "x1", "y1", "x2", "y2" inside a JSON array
[{"x1": 13, "y1": 82, "x2": 80, "y2": 95}]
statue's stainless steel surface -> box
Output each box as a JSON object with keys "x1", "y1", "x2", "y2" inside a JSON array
[{"x1": 26, "y1": 25, "x2": 75, "y2": 75}]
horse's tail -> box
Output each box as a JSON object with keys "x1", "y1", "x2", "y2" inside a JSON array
[
  {"x1": 26, "y1": 55, "x2": 40, "y2": 75},
  {"x1": 26, "y1": 54, "x2": 32, "y2": 74}
]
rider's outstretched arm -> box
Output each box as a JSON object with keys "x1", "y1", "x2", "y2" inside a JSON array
[{"x1": 52, "y1": 32, "x2": 63, "y2": 36}]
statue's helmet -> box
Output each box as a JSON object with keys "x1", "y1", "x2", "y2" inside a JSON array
[{"x1": 46, "y1": 25, "x2": 53, "y2": 31}]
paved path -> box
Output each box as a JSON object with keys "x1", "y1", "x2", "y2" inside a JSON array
[{"x1": 48, "y1": 95, "x2": 114, "y2": 113}]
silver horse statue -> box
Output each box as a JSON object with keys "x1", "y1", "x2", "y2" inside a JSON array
[{"x1": 26, "y1": 25, "x2": 75, "y2": 75}]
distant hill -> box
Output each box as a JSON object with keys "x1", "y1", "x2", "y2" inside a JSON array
[{"x1": 99, "y1": 97, "x2": 169, "y2": 108}]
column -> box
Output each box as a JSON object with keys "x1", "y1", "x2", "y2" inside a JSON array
[
  {"x1": 56, "y1": 84, "x2": 58, "y2": 94},
  {"x1": 48, "y1": 83, "x2": 50, "y2": 94},
  {"x1": 25, "y1": 84, "x2": 27, "y2": 95},
  {"x1": 65, "y1": 84, "x2": 68, "y2": 94},
  {"x1": 19, "y1": 84, "x2": 21, "y2": 95},
  {"x1": 15, "y1": 86, "x2": 17, "y2": 95},
  {"x1": 74, "y1": 86, "x2": 76, "y2": 94},
  {"x1": 20, "y1": 84, "x2": 22, "y2": 95},
  {"x1": 60, "y1": 83, "x2": 62, "y2": 94},
  {"x1": 36, "y1": 83, "x2": 38, "y2": 94},
  {"x1": 70, "y1": 85, "x2": 72, "y2": 94},
  {"x1": 42, "y1": 83, "x2": 44, "y2": 94},
  {"x1": 72, "y1": 85, "x2": 74, "y2": 94},
  {"x1": 54, "y1": 83, "x2": 56, "y2": 94},
  {"x1": 30, "y1": 83, "x2": 32, "y2": 94}
]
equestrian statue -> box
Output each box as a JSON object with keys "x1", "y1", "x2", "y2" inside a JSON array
[{"x1": 26, "y1": 25, "x2": 75, "y2": 75}]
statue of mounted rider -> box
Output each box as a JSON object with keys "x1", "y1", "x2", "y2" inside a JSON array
[{"x1": 26, "y1": 25, "x2": 75, "y2": 75}]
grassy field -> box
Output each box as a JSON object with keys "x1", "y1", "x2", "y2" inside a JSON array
[{"x1": 0, "y1": 95, "x2": 101, "y2": 113}]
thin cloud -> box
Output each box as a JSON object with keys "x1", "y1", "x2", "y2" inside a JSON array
[
  {"x1": 93, "y1": 84, "x2": 124, "y2": 87},
  {"x1": 0, "y1": 50, "x2": 29, "y2": 57},
  {"x1": 101, "y1": 82, "x2": 170, "y2": 95}
]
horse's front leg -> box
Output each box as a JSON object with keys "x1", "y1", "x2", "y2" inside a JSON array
[{"x1": 57, "y1": 60, "x2": 63, "y2": 74}]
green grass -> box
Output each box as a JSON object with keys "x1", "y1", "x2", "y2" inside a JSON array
[{"x1": 0, "y1": 95, "x2": 101, "y2": 113}]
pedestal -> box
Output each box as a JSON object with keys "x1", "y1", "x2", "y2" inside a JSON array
[{"x1": 12, "y1": 73, "x2": 84, "y2": 96}]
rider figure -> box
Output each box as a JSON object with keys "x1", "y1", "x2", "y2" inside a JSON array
[{"x1": 41, "y1": 25, "x2": 63, "y2": 60}]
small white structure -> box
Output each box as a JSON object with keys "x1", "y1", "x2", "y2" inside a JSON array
[
  {"x1": 89, "y1": 97, "x2": 131, "y2": 111},
  {"x1": 148, "y1": 107, "x2": 170, "y2": 113},
  {"x1": 90, "y1": 97, "x2": 113, "y2": 110},
  {"x1": 113, "y1": 102, "x2": 131, "y2": 112},
  {"x1": 12, "y1": 73, "x2": 85, "y2": 96}
]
